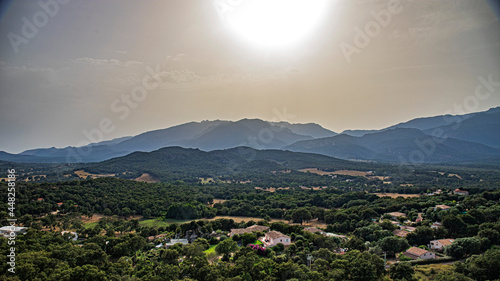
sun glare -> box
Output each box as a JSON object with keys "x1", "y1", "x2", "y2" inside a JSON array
[{"x1": 224, "y1": 0, "x2": 329, "y2": 49}]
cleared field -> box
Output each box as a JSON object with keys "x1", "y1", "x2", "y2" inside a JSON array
[
  {"x1": 81, "y1": 214, "x2": 328, "y2": 231},
  {"x1": 208, "y1": 199, "x2": 227, "y2": 207},
  {"x1": 254, "y1": 187, "x2": 291, "y2": 192},
  {"x1": 373, "y1": 193, "x2": 421, "y2": 198},
  {"x1": 299, "y1": 168, "x2": 336, "y2": 175},
  {"x1": 299, "y1": 168, "x2": 372, "y2": 177},
  {"x1": 413, "y1": 263, "x2": 453, "y2": 280},
  {"x1": 74, "y1": 170, "x2": 115, "y2": 179},
  {"x1": 134, "y1": 173, "x2": 159, "y2": 183},
  {"x1": 139, "y1": 218, "x2": 177, "y2": 228},
  {"x1": 81, "y1": 214, "x2": 143, "y2": 228},
  {"x1": 199, "y1": 177, "x2": 215, "y2": 184}
]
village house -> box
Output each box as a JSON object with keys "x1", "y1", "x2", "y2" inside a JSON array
[
  {"x1": 400, "y1": 225, "x2": 416, "y2": 232},
  {"x1": 165, "y1": 239, "x2": 189, "y2": 248},
  {"x1": 429, "y1": 239, "x2": 454, "y2": 251},
  {"x1": 61, "y1": 231, "x2": 78, "y2": 241},
  {"x1": 148, "y1": 233, "x2": 168, "y2": 242},
  {"x1": 261, "y1": 231, "x2": 291, "y2": 247},
  {"x1": 403, "y1": 247, "x2": 436, "y2": 260},
  {"x1": 0, "y1": 226, "x2": 28, "y2": 238},
  {"x1": 454, "y1": 189, "x2": 469, "y2": 196},
  {"x1": 229, "y1": 225, "x2": 270, "y2": 237},
  {"x1": 326, "y1": 233, "x2": 349, "y2": 241},
  {"x1": 393, "y1": 229, "x2": 410, "y2": 238},
  {"x1": 431, "y1": 222, "x2": 442, "y2": 229},
  {"x1": 304, "y1": 227, "x2": 325, "y2": 235}
]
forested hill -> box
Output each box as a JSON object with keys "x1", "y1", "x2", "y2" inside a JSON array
[{"x1": 82, "y1": 146, "x2": 383, "y2": 182}]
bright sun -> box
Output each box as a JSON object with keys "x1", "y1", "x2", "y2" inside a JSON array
[{"x1": 223, "y1": 0, "x2": 329, "y2": 49}]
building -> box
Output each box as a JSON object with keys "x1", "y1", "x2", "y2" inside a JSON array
[
  {"x1": 454, "y1": 189, "x2": 469, "y2": 196},
  {"x1": 304, "y1": 227, "x2": 325, "y2": 235},
  {"x1": 0, "y1": 226, "x2": 28, "y2": 238},
  {"x1": 416, "y1": 213, "x2": 423, "y2": 222},
  {"x1": 229, "y1": 225, "x2": 269, "y2": 237},
  {"x1": 393, "y1": 229, "x2": 410, "y2": 238},
  {"x1": 165, "y1": 239, "x2": 189, "y2": 248},
  {"x1": 431, "y1": 222, "x2": 442, "y2": 229},
  {"x1": 326, "y1": 233, "x2": 349, "y2": 241},
  {"x1": 262, "y1": 231, "x2": 291, "y2": 247},
  {"x1": 385, "y1": 212, "x2": 406, "y2": 220},
  {"x1": 434, "y1": 205, "x2": 451, "y2": 211},
  {"x1": 403, "y1": 247, "x2": 435, "y2": 260},
  {"x1": 400, "y1": 225, "x2": 416, "y2": 232},
  {"x1": 429, "y1": 239, "x2": 454, "y2": 251},
  {"x1": 61, "y1": 231, "x2": 78, "y2": 241}
]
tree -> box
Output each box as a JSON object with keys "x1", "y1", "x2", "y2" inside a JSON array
[
  {"x1": 291, "y1": 208, "x2": 312, "y2": 225},
  {"x1": 344, "y1": 237, "x2": 368, "y2": 252},
  {"x1": 215, "y1": 238, "x2": 238, "y2": 258},
  {"x1": 389, "y1": 262, "x2": 416, "y2": 281},
  {"x1": 406, "y1": 226, "x2": 434, "y2": 246},
  {"x1": 444, "y1": 237, "x2": 481, "y2": 259},
  {"x1": 240, "y1": 232, "x2": 257, "y2": 246},
  {"x1": 454, "y1": 248, "x2": 500, "y2": 281},
  {"x1": 378, "y1": 236, "x2": 409, "y2": 257}
]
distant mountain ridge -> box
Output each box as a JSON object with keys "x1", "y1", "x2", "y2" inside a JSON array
[
  {"x1": 1, "y1": 106, "x2": 499, "y2": 164},
  {"x1": 2, "y1": 119, "x2": 336, "y2": 163},
  {"x1": 82, "y1": 146, "x2": 371, "y2": 182}
]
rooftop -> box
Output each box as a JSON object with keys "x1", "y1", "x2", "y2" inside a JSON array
[
  {"x1": 405, "y1": 246, "x2": 430, "y2": 256},
  {"x1": 433, "y1": 239, "x2": 455, "y2": 246},
  {"x1": 266, "y1": 231, "x2": 290, "y2": 240}
]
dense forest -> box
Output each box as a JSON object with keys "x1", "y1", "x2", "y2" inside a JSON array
[{"x1": 1, "y1": 169, "x2": 500, "y2": 280}]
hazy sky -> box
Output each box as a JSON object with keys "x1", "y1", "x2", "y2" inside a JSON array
[{"x1": 1, "y1": 0, "x2": 499, "y2": 153}]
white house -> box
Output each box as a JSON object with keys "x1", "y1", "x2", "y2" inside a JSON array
[
  {"x1": 262, "y1": 231, "x2": 291, "y2": 247},
  {"x1": 165, "y1": 239, "x2": 189, "y2": 248},
  {"x1": 61, "y1": 231, "x2": 78, "y2": 241},
  {"x1": 403, "y1": 247, "x2": 435, "y2": 260},
  {"x1": 304, "y1": 227, "x2": 325, "y2": 235},
  {"x1": 429, "y1": 239, "x2": 454, "y2": 251},
  {"x1": 431, "y1": 222, "x2": 443, "y2": 229},
  {"x1": 0, "y1": 226, "x2": 28, "y2": 238}
]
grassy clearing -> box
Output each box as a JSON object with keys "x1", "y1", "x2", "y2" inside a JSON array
[
  {"x1": 373, "y1": 193, "x2": 421, "y2": 198},
  {"x1": 204, "y1": 245, "x2": 217, "y2": 255},
  {"x1": 139, "y1": 218, "x2": 190, "y2": 228},
  {"x1": 413, "y1": 263, "x2": 453, "y2": 280},
  {"x1": 82, "y1": 221, "x2": 98, "y2": 229}
]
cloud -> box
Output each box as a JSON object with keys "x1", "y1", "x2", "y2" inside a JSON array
[{"x1": 71, "y1": 57, "x2": 143, "y2": 67}]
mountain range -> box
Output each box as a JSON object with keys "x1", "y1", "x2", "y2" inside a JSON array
[{"x1": 1, "y1": 107, "x2": 499, "y2": 164}]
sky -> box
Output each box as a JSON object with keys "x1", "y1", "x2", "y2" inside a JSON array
[{"x1": 0, "y1": 0, "x2": 499, "y2": 153}]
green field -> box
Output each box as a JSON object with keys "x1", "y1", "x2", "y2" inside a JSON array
[
  {"x1": 204, "y1": 245, "x2": 217, "y2": 255},
  {"x1": 82, "y1": 221, "x2": 98, "y2": 229},
  {"x1": 139, "y1": 218, "x2": 191, "y2": 228}
]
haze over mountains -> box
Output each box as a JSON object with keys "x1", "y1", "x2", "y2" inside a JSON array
[{"x1": 1, "y1": 107, "x2": 499, "y2": 164}]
